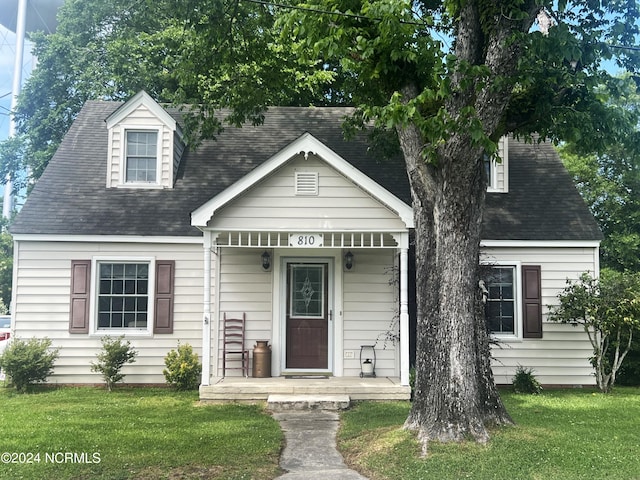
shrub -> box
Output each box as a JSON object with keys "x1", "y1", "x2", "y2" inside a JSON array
[
  {"x1": 163, "y1": 343, "x2": 202, "y2": 390},
  {"x1": 548, "y1": 270, "x2": 640, "y2": 392},
  {"x1": 91, "y1": 336, "x2": 137, "y2": 391},
  {"x1": 0, "y1": 337, "x2": 59, "y2": 392},
  {"x1": 512, "y1": 366, "x2": 543, "y2": 394}
]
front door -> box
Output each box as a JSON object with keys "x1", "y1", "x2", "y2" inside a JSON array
[{"x1": 286, "y1": 262, "x2": 329, "y2": 369}]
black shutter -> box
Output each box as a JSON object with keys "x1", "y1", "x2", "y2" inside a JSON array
[
  {"x1": 69, "y1": 260, "x2": 91, "y2": 333},
  {"x1": 154, "y1": 260, "x2": 175, "y2": 334},
  {"x1": 522, "y1": 265, "x2": 542, "y2": 338}
]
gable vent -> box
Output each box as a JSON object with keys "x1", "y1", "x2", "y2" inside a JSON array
[{"x1": 295, "y1": 172, "x2": 319, "y2": 196}]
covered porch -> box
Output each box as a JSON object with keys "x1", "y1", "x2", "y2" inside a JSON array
[
  {"x1": 190, "y1": 133, "x2": 416, "y2": 398},
  {"x1": 199, "y1": 375, "x2": 411, "y2": 402},
  {"x1": 197, "y1": 231, "x2": 412, "y2": 386}
]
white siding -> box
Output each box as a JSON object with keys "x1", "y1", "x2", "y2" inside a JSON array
[
  {"x1": 342, "y1": 249, "x2": 398, "y2": 377},
  {"x1": 213, "y1": 247, "x2": 399, "y2": 378},
  {"x1": 215, "y1": 248, "x2": 273, "y2": 377},
  {"x1": 488, "y1": 136, "x2": 509, "y2": 193},
  {"x1": 13, "y1": 238, "x2": 598, "y2": 386},
  {"x1": 106, "y1": 104, "x2": 177, "y2": 189},
  {"x1": 496, "y1": 136, "x2": 508, "y2": 192},
  {"x1": 482, "y1": 245, "x2": 598, "y2": 385},
  {"x1": 13, "y1": 240, "x2": 204, "y2": 385},
  {"x1": 209, "y1": 155, "x2": 407, "y2": 231}
]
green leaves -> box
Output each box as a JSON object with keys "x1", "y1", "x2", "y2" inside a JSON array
[
  {"x1": 90, "y1": 336, "x2": 138, "y2": 392},
  {"x1": 560, "y1": 77, "x2": 640, "y2": 272},
  {"x1": 0, "y1": 337, "x2": 59, "y2": 393},
  {"x1": 163, "y1": 343, "x2": 202, "y2": 391},
  {"x1": 548, "y1": 270, "x2": 640, "y2": 392}
]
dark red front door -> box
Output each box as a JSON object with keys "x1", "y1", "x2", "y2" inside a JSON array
[{"x1": 286, "y1": 263, "x2": 329, "y2": 369}]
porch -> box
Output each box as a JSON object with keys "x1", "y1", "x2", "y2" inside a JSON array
[
  {"x1": 199, "y1": 376, "x2": 411, "y2": 402},
  {"x1": 192, "y1": 134, "x2": 416, "y2": 388}
]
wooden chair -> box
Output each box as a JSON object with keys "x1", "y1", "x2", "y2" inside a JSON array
[{"x1": 222, "y1": 313, "x2": 249, "y2": 377}]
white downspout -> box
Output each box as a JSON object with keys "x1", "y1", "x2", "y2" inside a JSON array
[
  {"x1": 201, "y1": 230, "x2": 212, "y2": 386},
  {"x1": 399, "y1": 232, "x2": 410, "y2": 386}
]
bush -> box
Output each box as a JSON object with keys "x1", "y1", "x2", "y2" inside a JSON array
[
  {"x1": 548, "y1": 270, "x2": 640, "y2": 392},
  {"x1": 512, "y1": 365, "x2": 543, "y2": 394},
  {"x1": 0, "y1": 337, "x2": 59, "y2": 392},
  {"x1": 91, "y1": 336, "x2": 137, "y2": 391},
  {"x1": 163, "y1": 343, "x2": 202, "y2": 390}
]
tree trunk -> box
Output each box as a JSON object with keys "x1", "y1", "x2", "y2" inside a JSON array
[
  {"x1": 397, "y1": 114, "x2": 513, "y2": 453},
  {"x1": 394, "y1": 0, "x2": 540, "y2": 452}
]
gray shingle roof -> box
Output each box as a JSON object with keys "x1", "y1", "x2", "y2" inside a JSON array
[
  {"x1": 10, "y1": 100, "x2": 602, "y2": 242},
  {"x1": 483, "y1": 140, "x2": 603, "y2": 241}
]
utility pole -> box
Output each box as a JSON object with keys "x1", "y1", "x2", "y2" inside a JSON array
[
  {"x1": 0, "y1": 0, "x2": 63, "y2": 218},
  {"x1": 2, "y1": 0, "x2": 27, "y2": 218}
]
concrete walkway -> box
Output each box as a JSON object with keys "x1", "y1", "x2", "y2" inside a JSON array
[{"x1": 273, "y1": 410, "x2": 369, "y2": 480}]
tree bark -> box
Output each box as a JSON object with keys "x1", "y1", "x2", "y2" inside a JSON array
[
  {"x1": 398, "y1": 0, "x2": 541, "y2": 452},
  {"x1": 399, "y1": 116, "x2": 513, "y2": 452}
]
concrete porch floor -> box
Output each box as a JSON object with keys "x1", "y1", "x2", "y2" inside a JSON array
[{"x1": 199, "y1": 376, "x2": 411, "y2": 402}]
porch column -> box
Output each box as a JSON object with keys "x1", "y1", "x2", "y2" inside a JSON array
[
  {"x1": 201, "y1": 231, "x2": 212, "y2": 386},
  {"x1": 399, "y1": 233, "x2": 410, "y2": 386}
]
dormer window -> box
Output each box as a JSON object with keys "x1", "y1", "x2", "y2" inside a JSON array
[
  {"x1": 125, "y1": 130, "x2": 159, "y2": 184},
  {"x1": 485, "y1": 137, "x2": 509, "y2": 193},
  {"x1": 105, "y1": 91, "x2": 185, "y2": 190},
  {"x1": 483, "y1": 153, "x2": 494, "y2": 188}
]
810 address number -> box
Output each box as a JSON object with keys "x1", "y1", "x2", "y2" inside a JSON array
[{"x1": 288, "y1": 233, "x2": 324, "y2": 247}]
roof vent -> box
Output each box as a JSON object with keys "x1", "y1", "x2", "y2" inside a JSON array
[{"x1": 295, "y1": 172, "x2": 319, "y2": 196}]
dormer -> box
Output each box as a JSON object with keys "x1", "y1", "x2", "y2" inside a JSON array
[
  {"x1": 105, "y1": 91, "x2": 185, "y2": 189},
  {"x1": 485, "y1": 136, "x2": 509, "y2": 193}
]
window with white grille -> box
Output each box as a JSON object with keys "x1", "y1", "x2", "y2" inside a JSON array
[
  {"x1": 125, "y1": 130, "x2": 158, "y2": 184},
  {"x1": 295, "y1": 172, "x2": 319, "y2": 195}
]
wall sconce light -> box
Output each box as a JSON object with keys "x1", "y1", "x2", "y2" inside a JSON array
[
  {"x1": 344, "y1": 250, "x2": 354, "y2": 271},
  {"x1": 261, "y1": 250, "x2": 271, "y2": 271}
]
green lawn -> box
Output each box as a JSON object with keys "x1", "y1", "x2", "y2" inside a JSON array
[
  {"x1": 3, "y1": 386, "x2": 639, "y2": 480},
  {"x1": 339, "y1": 388, "x2": 640, "y2": 480},
  {"x1": 0, "y1": 387, "x2": 283, "y2": 480}
]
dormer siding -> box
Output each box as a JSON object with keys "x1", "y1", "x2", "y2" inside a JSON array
[
  {"x1": 487, "y1": 136, "x2": 509, "y2": 193},
  {"x1": 106, "y1": 91, "x2": 182, "y2": 189}
]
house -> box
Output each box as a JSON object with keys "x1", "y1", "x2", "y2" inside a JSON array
[{"x1": 9, "y1": 92, "x2": 602, "y2": 399}]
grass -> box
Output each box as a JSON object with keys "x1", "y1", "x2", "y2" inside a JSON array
[
  {"x1": 0, "y1": 386, "x2": 283, "y2": 480},
  {"x1": 338, "y1": 388, "x2": 640, "y2": 480},
  {"x1": 3, "y1": 385, "x2": 639, "y2": 480}
]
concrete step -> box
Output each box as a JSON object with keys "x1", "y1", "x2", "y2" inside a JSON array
[{"x1": 267, "y1": 394, "x2": 351, "y2": 411}]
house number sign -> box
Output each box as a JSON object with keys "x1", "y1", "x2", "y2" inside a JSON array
[{"x1": 289, "y1": 233, "x2": 324, "y2": 247}]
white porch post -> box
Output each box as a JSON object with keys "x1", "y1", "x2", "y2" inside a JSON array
[
  {"x1": 201, "y1": 231, "x2": 212, "y2": 386},
  {"x1": 399, "y1": 233, "x2": 410, "y2": 386}
]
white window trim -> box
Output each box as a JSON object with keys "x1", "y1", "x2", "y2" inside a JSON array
[
  {"x1": 88, "y1": 256, "x2": 156, "y2": 337},
  {"x1": 487, "y1": 136, "x2": 509, "y2": 193},
  {"x1": 118, "y1": 126, "x2": 163, "y2": 189},
  {"x1": 486, "y1": 157, "x2": 499, "y2": 192},
  {"x1": 483, "y1": 260, "x2": 523, "y2": 341}
]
